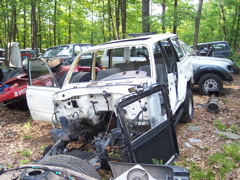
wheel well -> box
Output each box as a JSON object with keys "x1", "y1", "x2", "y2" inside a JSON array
[{"x1": 194, "y1": 70, "x2": 223, "y2": 84}]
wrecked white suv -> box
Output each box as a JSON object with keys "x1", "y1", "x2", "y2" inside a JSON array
[
  {"x1": 27, "y1": 34, "x2": 193, "y2": 125},
  {"x1": 22, "y1": 34, "x2": 193, "y2": 178}
]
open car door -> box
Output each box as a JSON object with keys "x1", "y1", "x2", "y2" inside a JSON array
[
  {"x1": 26, "y1": 59, "x2": 61, "y2": 123},
  {"x1": 116, "y1": 84, "x2": 179, "y2": 165}
]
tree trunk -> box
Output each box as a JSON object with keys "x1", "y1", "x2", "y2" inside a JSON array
[
  {"x1": 68, "y1": 3, "x2": 72, "y2": 44},
  {"x1": 23, "y1": 5, "x2": 27, "y2": 49},
  {"x1": 53, "y1": 0, "x2": 57, "y2": 46},
  {"x1": 233, "y1": 5, "x2": 240, "y2": 48},
  {"x1": 218, "y1": 2, "x2": 227, "y2": 40},
  {"x1": 172, "y1": 0, "x2": 178, "y2": 34},
  {"x1": 142, "y1": 0, "x2": 150, "y2": 32},
  {"x1": 161, "y1": 0, "x2": 166, "y2": 33},
  {"x1": 31, "y1": 0, "x2": 38, "y2": 57},
  {"x1": 193, "y1": 0, "x2": 203, "y2": 50},
  {"x1": 121, "y1": 0, "x2": 127, "y2": 38},
  {"x1": 38, "y1": 2, "x2": 42, "y2": 51},
  {"x1": 12, "y1": 3, "x2": 17, "y2": 42},
  {"x1": 115, "y1": 0, "x2": 120, "y2": 39},
  {"x1": 108, "y1": 0, "x2": 116, "y2": 40}
]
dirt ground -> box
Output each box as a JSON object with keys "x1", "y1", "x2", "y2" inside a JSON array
[{"x1": 0, "y1": 74, "x2": 239, "y2": 179}]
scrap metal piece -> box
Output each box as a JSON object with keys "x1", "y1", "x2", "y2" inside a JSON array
[{"x1": 206, "y1": 91, "x2": 219, "y2": 113}]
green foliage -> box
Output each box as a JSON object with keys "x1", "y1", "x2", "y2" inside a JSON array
[
  {"x1": 22, "y1": 134, "x2": 32, "y2": 139},
  {"x1": 213, "y1": 119, "x2": 227, "y2": 131},
  {"x1": 23, "y1": 121, "x2": 31, "y2": 129},
  {"x1": 207, "y1": 142, "x2": 240, "y2": 178},
  {"x1": 176, "y1": 142, "x2": 240, "y2": 179},
  {"x1": 228, "y1": 125, "x2": 238, "y2": 134},
  {"x1": 19, "y1": 159, "x2": 31, "y2": 165},
  {"x1": 20, "y1": 149, "x2": 32, "y2": 156},
  {"x1": 0, "y1": 0, "x2": 239, "y2": 49},
  {"x1": 152, "y1": 158, "x2": 163, "y2": 165}
]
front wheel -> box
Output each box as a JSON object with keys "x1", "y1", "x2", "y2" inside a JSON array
[
  {"x1": 198, "y1": 73, "x2": 223, "y2": 95},
  {"x1": 179, "y1": 88, "x2": 193, "y2": 123}
]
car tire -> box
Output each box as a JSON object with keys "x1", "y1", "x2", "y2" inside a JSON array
[
  {"x1": 37, "y1": 155, "x2": 101, "y2": 179},
  {"x1": 179, "y1": 88, "x2": 193, "y2": 123},
  {"x1": 70, "y1": 72, "x2": 91, "y2": 83},
  {"x1": 198, "y1": 73, "x2": 223, "y2": 95},
  {"x1": 58, "y1": 72, "x2": 78, "y2": 87},
  {"x1": 0, "y1": 68, "x2": 3, "y2": 81}
]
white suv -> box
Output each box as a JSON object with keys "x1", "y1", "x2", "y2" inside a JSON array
[
  {"x1": 27, "y1": 34, "x2": 193, "y2": 125},
  {"x1": 25, "y1": 33, "x2": 194, "y2": 172}
]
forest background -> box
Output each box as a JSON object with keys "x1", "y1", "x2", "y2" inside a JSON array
[{"x1": 0, "y1": 0, "x2": 239, "y2": 57}]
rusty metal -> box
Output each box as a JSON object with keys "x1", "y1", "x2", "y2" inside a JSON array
[{"x1": 206, "y1": 91, "x2": 219, "y2": 113}]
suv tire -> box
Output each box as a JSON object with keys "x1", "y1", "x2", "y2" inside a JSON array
[
  {"x1": 179, "y1": 88, "x2": 193, "y2": 123},
  {"x1": 198, "y1": 73, "x2": 223, "y2": 95},
  {"x1": 38, "y1": 155, "x2": 101, "y2": 179}
]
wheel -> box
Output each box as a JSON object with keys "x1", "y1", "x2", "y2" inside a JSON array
[
  {"x1": 0, "y1": 68, "x2": 3, "y2": 81},
  {"x1": 37, "y1": 155, "x2": 101, "y2": 179},
  {"x1": 198, "y1": 73, "x2": 223, "y2": 95},
  {"x1": 70, "y1": 72, "x2": 91, "y2": 83},
  {"x1": 15, "y1": 96, "x2": 29, "y2": 111},
  {"x1": 179, "y1": 88, "x2": 193, "y2": 123},
  {"x1": 58, "y1": 72, "x2": 78, "y2": 87}
]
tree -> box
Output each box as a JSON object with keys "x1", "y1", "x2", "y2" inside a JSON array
[
  {"x1": 31, "y1": 0, "x2": 38, "y2": 57},
  {"x1": 142, "y1": 0, "x2": 150, "y2": 32},
  {"x1": 193, "y1": 0, "x2": 203, "y2": 50}
]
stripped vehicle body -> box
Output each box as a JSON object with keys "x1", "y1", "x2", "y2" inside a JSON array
[{"x1": 20, "y1": 34, "x2": 193, "y2": 179}]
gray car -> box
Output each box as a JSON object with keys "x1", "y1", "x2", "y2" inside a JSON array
[
  {"x1": 42, "y1": 43, "x2": 93, "y2": 66},
  {"x1": 194, "y1": 41, "x2": 232, "y2": 58}
]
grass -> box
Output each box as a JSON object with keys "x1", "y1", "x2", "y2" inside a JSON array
[
  {"x1": 20, "y1": 149, "x2": 32, "y2": 156},
  {"x1": 152, "y1": 158, "x2": 163, "y2": 165},
  {"x1": 176, "y1": 142, "x2": 240, "y2": 179},
  {"x1": 19, "y1": 159, "x2": 31, "y2": 165},
  {"x1": 23, "y1": 121, "x2": 31, "y2": 129},
  {"x1": 22, "y1": 134, "x2": 32, "y2": 139},
  {"x1": 213, "y1": 119, "x2": 227, "y2": 131}
]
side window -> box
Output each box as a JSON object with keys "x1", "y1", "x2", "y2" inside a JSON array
[
  {"x1": 29, "y1": 59, "x2": 59, "y2": 87},
  {"x1": 170, "y1": 39, "x2": 184, "y2": 59},
  {"x1": 212, "y1": 43, "x2": 227, "y2": 50},
  {"x1": 112, "y1": 48, "x2": 124, "y2": 57},
  {"x1": 153, "y1": 43, "x2": 165, "y2": 66},
  {"x1": 74, "y1": 45, "x2": 82, "y2": 55}
]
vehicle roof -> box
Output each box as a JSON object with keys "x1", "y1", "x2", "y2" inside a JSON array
[
  {"x1": 21, "y1": 49, "x2": 34, "y2": 51},
  {"x1": 46, "y1": 43, "x2": 92, "y2": 49},
  {"x1": 197, "y1": 41, "x2": 229, "y2": 45},
  {"x1": 83, "y1": 33, "x2": 177, "y2": 52}
]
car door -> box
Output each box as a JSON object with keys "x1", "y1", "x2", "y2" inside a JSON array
[
  {"x1": 169, "y1": 38, "x2": 190, "y2": 102},
  {"x1": 26, "y1": 59, "x2": 60, "y2": 123},
  {"x1": 157, "y1": 39, "x2": 186, "y2": 113},
  {"x1": 116, "y1": 84, "x2": 179, "y2": 165}
]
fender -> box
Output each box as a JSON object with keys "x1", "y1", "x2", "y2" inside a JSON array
[{"x1": 193, "y1": 65, "x2": 232, "y2": 83}]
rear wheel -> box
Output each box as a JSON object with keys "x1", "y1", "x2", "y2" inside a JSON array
[
  {"x1": 198, "y1": 73, "x2": 222, "y2": 95},
  {"x1": 37, "y1": 155, "x2": 101, "y2": 179},
  {"x1": 179, "y1": 88, "x2": 193, "y2": 123}
]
